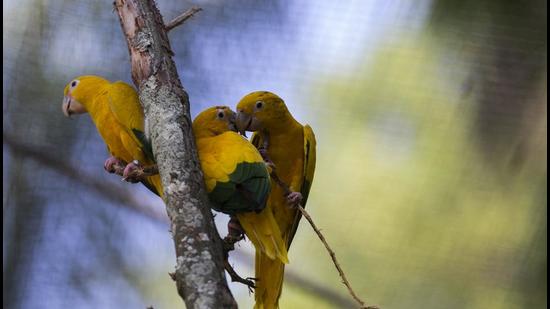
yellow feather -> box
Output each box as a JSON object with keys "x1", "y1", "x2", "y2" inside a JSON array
[
  {"x1": 193, "y1": 107, "x2": 288, "y2": 266},
  {"x1": 237, "y1": 205, "x2": 289, "y2": 263},
  {"x1": 237, "y1": 91, "x2": 317, "y2": 309},
  {"x1": 65, "y1": 76, "x2": 163, "y2": 197}
]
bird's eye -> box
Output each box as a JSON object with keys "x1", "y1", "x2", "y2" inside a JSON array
[
  {"x1": 71, "y1": 80, "x2": 78, "y2": 88},
  {"x1": 256, "y1": 101, "x2": 263, "y2": 109},
  {"x1": 217, "y1": 111, "x2": 225, "y2": 119}
]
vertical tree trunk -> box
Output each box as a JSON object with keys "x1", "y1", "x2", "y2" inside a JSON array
[{"x1": 114, "y1": 1, "x2": 237, "y2": 307}]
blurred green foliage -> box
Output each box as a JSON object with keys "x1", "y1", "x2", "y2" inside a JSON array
[{"x1": 281, "y1": 30, "x2": 546, "y2": 309}]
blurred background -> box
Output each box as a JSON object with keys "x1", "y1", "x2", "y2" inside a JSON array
[{"x1": 3, "y1": 0, "x2": 547, "y2": 308}]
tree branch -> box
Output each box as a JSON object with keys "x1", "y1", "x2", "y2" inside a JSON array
[
  {"x1": 3, "y1": 134, "x2": 366, "y2": 308},
  {"x1": 113, "y1": 1, "x2": 236, "y2": 307},
  {"x1": 270, "y1": 172, "x2": 378, "y2": 309},
  {"x1": 165, "y1": 7, "x2": 202, "y2": 32}
]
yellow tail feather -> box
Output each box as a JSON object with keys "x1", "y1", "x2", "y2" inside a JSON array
[
  {"x1": 254, "y1": 251, "x2": 286, "y2": 309},
  {"x1": 237, "y1": 206, "x2": 288, "y2": 264},
  {"x1": 237, "y1": 206, "x2": 288, "y2": 309}
]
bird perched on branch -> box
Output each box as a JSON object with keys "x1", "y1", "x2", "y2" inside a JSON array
[
  {"x1": 62, "y1": 75, "x2": 163, "y2": 197},
  {"x1": 236, "y1": 91, "x2": 316, "y2": 309},
  {"x1": 192, "y1": 106, "x2": 288, "y2": 265}
]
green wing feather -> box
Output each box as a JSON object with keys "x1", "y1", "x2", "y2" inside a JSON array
[{"x1": 208, "y1": 162, "x2": 271, "y2": 215}]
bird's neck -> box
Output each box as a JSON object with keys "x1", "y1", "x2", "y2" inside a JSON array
[{"x1": 80, "y1": 83, "x2": 110, "y2": 119}]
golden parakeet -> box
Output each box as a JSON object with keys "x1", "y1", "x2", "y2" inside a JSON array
[
  {"x1": 236, "y1": 91, "x2": 316, "y2": 309},
  {"x1": 62, "y1": 75, "x2": 163, "y2": 197},
  {"x1": 192, "y1": 106, "x2": 288, "y2": 263}
]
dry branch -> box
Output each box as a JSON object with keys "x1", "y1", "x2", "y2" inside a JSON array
[
  {"x1": 165, "y1": 7, "x2": 202, "y2": 32},
  {"x1": 113, "y1": 1, "x2": 236, "y2": 307},
  {"x1": 270, "y1": 172, "x2": 378, "y2": 309}
]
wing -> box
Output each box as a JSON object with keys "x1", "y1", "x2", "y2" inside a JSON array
[
  {"x1": 106, "y1": 81, "x2": 154, "y2": 159},
  {"x1": 286, "y1": 124, "x2": 316, "y2": 247},
  {"x1": 107, "y1": 81, "x2": 160, "y2": 196},
  {"x1": 107, "y1": 81, "x2": 144, "y2": 132},
  {"x1": 300, "y1": 125, "x2": 316, "y2": 206},
  {"x1": 202, "y1": 133, "x2": 271, "y2": 214}
]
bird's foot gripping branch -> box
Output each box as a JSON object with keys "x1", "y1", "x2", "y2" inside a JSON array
[
  {"x1": 222, "y1": 245, "x2": 258, "y2": 292},
  {"x1": 221, "y1": 216, "x2": 258, "y2": 291},
  {"x1": 107, "y1": 161, "x2": 159, "y2": 182}
]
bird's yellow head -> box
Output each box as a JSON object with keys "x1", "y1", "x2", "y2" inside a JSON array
[
  {"x1": 62, "y1": 75, "x2": 109, "y2": 117},
  {"x1": 192, "y1": 106, "x2": 237, "y2": 138},
  {"x1": 235, "y1": 91, "x2": 292, "y2": 135}
]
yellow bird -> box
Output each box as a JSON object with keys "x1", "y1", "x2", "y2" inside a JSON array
[
  {"x1": 193, "y1": 106, "x2": 288, "y2": 264},
  {"x1": 62, "y1": 75, "x2": 163, "y2": 197},
  {"x1": 236, "y1": 91, "x2": 316, "y2": 309}
]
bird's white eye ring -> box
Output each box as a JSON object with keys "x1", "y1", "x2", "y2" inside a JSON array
[
  {"x1": 70, "y1": 80, "x2": 79, "y2": 88},
  {"x1": 255, "y1": 101, "x2": 263, "y2": 109}
]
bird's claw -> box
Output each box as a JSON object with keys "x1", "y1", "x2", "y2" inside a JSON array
[
  {"x1": 286, "y1": 191, "x2": 303, "y2": 208},
  {"x1": 243, "y1": 277, "x2": 259, "y2": 293},
  {"x1": 222, "y1": 217, "x2": 255, "y2": 290},
  {"x1": 122, "y1": 160, "x2": 143, "y2": 183},
  {"x1": 104, "y1": 156, "x2": 124, "y2": 173},
  {"x1": 223, "y1": 254, "x2": 256, "y2": 291}
]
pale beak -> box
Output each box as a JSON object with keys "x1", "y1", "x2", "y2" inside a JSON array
[
  {"x1": 62, "y1": 96, "x2": 86, "y2": 118},
  {"x1": 236, "y1": 111, "x2": 252, "y2": 137}
]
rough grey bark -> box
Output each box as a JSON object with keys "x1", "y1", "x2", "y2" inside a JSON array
[{"x1": 114, "y1": 1, "x2": 237, "y2": 308}]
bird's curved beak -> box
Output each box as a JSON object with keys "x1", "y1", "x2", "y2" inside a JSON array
[
  {"x1": 62, "y1": 96, "x2": 86, "y2": 118},
  {"x1": 227, "y1": 111, "x2": 238, "y2": 132},
  {"x1": 236, "y1": 111, "x2": 252, "y2": 137}
]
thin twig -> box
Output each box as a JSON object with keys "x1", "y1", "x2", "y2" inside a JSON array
[
  {"x1": 296, "y1": 205, "x2": 377, "y2": 309},
  {"x1": 233, "y1": 250, "x2": 360, "y2": 309},
  {"x1": 165, "y1": 7, "x2": 202, "y2": 32},
  {"x1": 270, "y1": 172, "x2": 378, "y2": 309}
]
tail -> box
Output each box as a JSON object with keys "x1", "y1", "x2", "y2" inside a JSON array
[
  {"x1": 236, "y1": 207, "x2": 288, "y2": 263},
  {"x1": 237, "y1": 206, "x2": 288, "y2": 309},
  {"x1": 254, "y1": 251, "x2": 286, "y2": 309}
]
